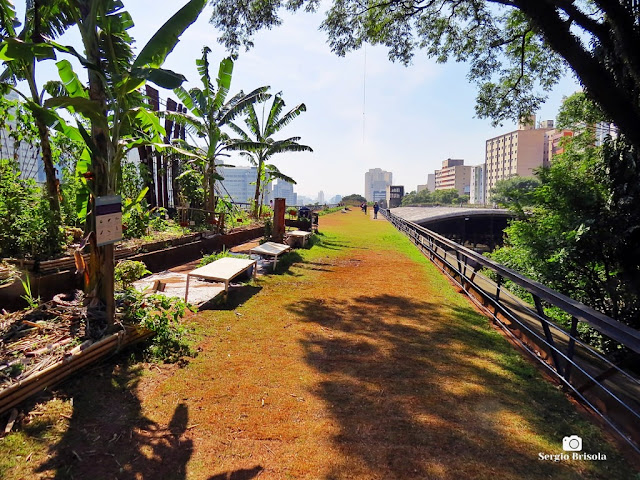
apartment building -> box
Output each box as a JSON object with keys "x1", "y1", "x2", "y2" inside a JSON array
[
  {"x1": 485, "y1": 117, "x2": 554, "y2": 194},
  {"x1": 544, "y1": 128, "x2": 574, "y2": 165},
  {"x1": 469, "y1": 164, "x2": 486, "y2": 205},
  {"x1": 218, "y1": 166, "x2": 272, "y2": 204},
  {"x1": 364, "y1": 168, "x2": 392, "y2": 202},
  {"x1": 272, "y1": 179, "x2": 297, "y2": 206},
  {"x1": 434, "y1": 158, "x2": 471, "y2": 196}
]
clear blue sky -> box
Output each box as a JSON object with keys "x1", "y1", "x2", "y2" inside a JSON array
[{"x1": 20, "y1": 1, "x2": 580, "y2": 200}]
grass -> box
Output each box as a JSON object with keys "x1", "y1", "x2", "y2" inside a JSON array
[{"x1": 0, "y1": 210, "x2": 637, "y2": 479}]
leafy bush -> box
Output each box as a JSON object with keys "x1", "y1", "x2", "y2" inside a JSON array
[
  {"x1": 0, "y1": 159, "x2": 65, "y2": 258},
  {"x1": 198, "y1": 247, "x2": 248, "y2": 267},
  {"x1": 149, "y1": 207, "x2": 170, "y2": 232},
  {"x1": 117, "y1": 288, "x2": 195, "y2": 363},
  {"x1": 115, "y1": 260, "x2": 150, "y2": 289},
  {"x1": 122, "y1": 201, "x2": 151, "y2": 239}
]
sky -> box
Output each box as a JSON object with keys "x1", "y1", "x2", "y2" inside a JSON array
[{"x1": 20, "y1": 1, "x2": 581, "y2": 201}]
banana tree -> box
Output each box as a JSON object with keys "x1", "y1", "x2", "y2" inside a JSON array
[
  {"x1": 41, "y1": 0, "x2": 205, "y2": 325},
  {"x1": 0, "y1": 0, "x2": 77, "y2": 243},
  {"x1": 168, "y1": 46, "x2": 269, "y2": 215},
  {"x1": 227, "y1": 93, "x2": 312, "y2": 217}
]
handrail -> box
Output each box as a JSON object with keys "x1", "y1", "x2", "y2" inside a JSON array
[
  {"x1": 389, "y1": 210, "x2": 640, "y2": 353},
  {"x1": 382, "y1": 208, "x2": 640, "y2": 454}
]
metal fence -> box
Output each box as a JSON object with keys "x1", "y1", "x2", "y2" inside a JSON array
[{"x1": 381, "y1": 208, "x2": 640, "y2": 454}]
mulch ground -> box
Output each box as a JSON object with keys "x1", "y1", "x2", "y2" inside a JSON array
[{"x1": 0, "y1": 210, "x2": 636, "y2": 479}]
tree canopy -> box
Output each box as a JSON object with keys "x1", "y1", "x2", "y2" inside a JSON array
[
  {"x1": 401, "y1": 188, "x2": 467, "y2": 206},
  {"x1": 209, "y1": 0, "x2": 640, "y2": 150},
  {"x1": 489, "y1": 176, "x2": 540, "y2": 217},
  {"x1": 489, "y1": 94, "x2": 640, "y2": 350}
]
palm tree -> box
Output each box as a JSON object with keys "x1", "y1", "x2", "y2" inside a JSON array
[
  {"x1": 170, "y1": 47, "x2": 269, "y2": 214},
  {"x1": 228, "y1": 93, "x2": 312, "y2": 217}
]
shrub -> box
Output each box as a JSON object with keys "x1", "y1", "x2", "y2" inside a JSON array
[
  {"x1": 122, "y1": 201, "x2": 151, "y2": 239},
  {"x1": 147, "y1": 207, "x2": 170, "y2": 232},
  {"x1": 115, "y1": 260, "x2": 150, "y2": 289},
  {"x1": 0, "y1": 159, "x2": 65, "y2": 258},
  {"x1": 198, "y1": 248, "x2": 248, "y2": 267},
  {"x1": 117, "y1": 288, "x2": 195, "y2": 363}
]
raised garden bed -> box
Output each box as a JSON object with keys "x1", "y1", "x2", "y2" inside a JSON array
[
  {"x1": 0, "y1": 225, "x2": 265, "y2": 309},
  {"x1": 0, "y1": 295, "x2": 154, "y2": 416}
]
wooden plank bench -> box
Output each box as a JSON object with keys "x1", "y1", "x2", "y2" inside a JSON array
[
  {"x1": 250, "y1": 242, "x2": 291, "y2": 271},
  {"x1": 286, "y1": 230, "x2": 313, "y2": 248},
  {"x1": 184, "y1": 257, "x2": 256, "y2": 303}
]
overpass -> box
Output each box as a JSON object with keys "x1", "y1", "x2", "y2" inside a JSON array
[{"x1": 391, "y1": 206, "x2": 514, "y2": 250}]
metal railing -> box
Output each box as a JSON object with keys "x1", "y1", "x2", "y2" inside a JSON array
[{"x1": 382, "y1": 208, "x2": 640, "y2": 454}]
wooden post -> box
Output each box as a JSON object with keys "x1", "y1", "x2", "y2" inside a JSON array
[{"x1": 272, "y1": 198, "x2": 286, "y2": 243}]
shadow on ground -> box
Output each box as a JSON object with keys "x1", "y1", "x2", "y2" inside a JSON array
[
  {"x1": 287, "y1": 294, "x2": 620, "y2": 479},
  {"x1": 34, "y1": 357, "x2": 193, "y2": 479},
  {"x1": 207, "y1": 465, "x2": 264, "y2": 480},
  {"x1": 199, "y1": 285, "x2": 263, "y2": 311}
]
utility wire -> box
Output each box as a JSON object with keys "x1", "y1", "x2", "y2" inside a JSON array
[{"x1": 362, "y1": 43, "x2": 367, "y2": 144}]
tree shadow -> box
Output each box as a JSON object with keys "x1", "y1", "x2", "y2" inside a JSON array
[
  {"x1": 199, "y1": 285, "x2": 263, "y2": 311},
  {"x1": 287, "y1": 294, "x2": 625, "y2": 478},
  {"x1": 34, "y1": 355, "x2": 193, "y2": 479},
  {"x1": 207, "y1": 465, "x2": 264, "y2": 480}
]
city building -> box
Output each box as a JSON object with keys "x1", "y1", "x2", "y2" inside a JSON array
[
  {"x1": 416, "y1": 184, "x2": 429, "y2": 193},
  {"x1": 485, "y1": 116, "x2": 554, "y2": 195},
  {"x1": 595, "y1": 122, "x2": 618, "y2": 146},
  {"x1": 317, "y1": 190, "x2": 325, "y2": 204},
  {"x1": 386, "y1": 185, "x2": 405, "y2": 208},
  {"x1": 434, "y1": 158, "x2": 471, "y2": 196},
  {"x1": 1, "y1": 91, "x2": 46, "y2": 182},
  {"x1": 364, "y1": 168, "x2": 392, "y2": 202},
  {"x1": 218, "y1": 166, "x2": 272, "y2": 205},
  {"x1": 330, "y1": 194, "x2": 342, "y2": 204},
  {"x1": 272, "y1": 179, "x2": 297, "y2": 207},
  {"x1": 544, "y1": 127, "x2": 574, "y2": 165},
  {"x1": 427, "y1": 173, "x2": 436, "y2": 192},
  {"x1": 469, "y1": 164, "x2": 486, "y2": 205}
]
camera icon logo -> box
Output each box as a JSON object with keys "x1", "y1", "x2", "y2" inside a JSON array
[{"x1": 562, "y1": 435, "x2": 583, "y2": 452}]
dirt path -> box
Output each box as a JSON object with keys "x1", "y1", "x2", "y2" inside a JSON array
[{"x1": 1, "y1": 210, "x2": 636, "y2": 479}]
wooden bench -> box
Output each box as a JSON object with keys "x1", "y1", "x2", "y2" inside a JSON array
[
  {"x1": 184, "y1": 257, "x2": 256, "y2": 303},
  {"x1": 286, "y1": 230, "x2": 313, "y2": 248},
  {"x1": 250, "y1": 242, "x2": 291, "y2": 271}
]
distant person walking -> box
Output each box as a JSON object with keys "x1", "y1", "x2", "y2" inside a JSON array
[
  {"x1": 363, "y1": 203, "x2": 367, "y2": 215},
  {"x1": 373, "y1": 202, "x2": 379, "y2": 219}
]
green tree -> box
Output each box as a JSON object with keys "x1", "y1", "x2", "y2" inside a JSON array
[
  {"x1": 227, "y1": 93, "x2": 312, "y2": 217},
  {"x1": 341, "y1": 193, "x2": 365, "y2": 205},
  {"x1": 170, "y1": 47, "x2": 269, "y2": 214},
  {"x1": 0, "y1": 0, "x2": 76, "y2": 242},
  {"x1": 490, "y1": 176, "x2": 540, "y2": 218},
  {"x1": 490, "y1": 94, "x2": 640, "y2": 350},
  {"x1": 430, "y1": 188, "x2": 463, "y2": 205},
  {"x1": 209, "y1": 1, "x2": 640, "y2": 152},
  {"x1": 46, "y1": 0, "x2": 206, "y2": 325}
]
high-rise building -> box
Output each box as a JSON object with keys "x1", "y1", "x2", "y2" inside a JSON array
[
  {"x1": 330, "y1": 194, "x2": 342, "y2": 204},
  {"x1": 317, "y1": 190, "x2": 325, "y2": 204},
  {"x1": 218, "y1": 166, "x2": 272, "y2": 204},
  {"x1": 272, "y1": 179, "x2": 297, "y2": 206},
  {"x1": 1, "y1": 91, "x2": 46, "y2": 182},
  {"x1": 427, "y1": 173, "x2": 436, "y2": 192},
  {"x1": 434, "y1": 158, "x2": 471, "y2": 195},
  {"x1": 469, "y1": 164, "x2": 486, "y2": 205},
  {"x1": 544, "y1": 128, "x2": 574, "y2": 165},
  {"x1": 594, "y1": 122, "x2": 618, "y2": 146},
  {"x1": 386, "y1": 185, "x2": 404, "y2": 208},
  {"x1": 485, "y1": 116, "x2": 554, "y2": 195},
  {"x1": 364, "y1": 168, "x2": 392, "y2": 202}
]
